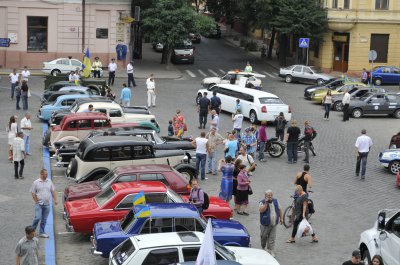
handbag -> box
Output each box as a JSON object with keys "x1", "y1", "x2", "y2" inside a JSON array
[
  {"x1": 27, "y1": 89, "x2": 31, "y2": 97},
  {"x1": 247, "y1": 185, "x2": 253, "y2": 195},
  {"x1": 247, "y1": 155, "x2": 256, "y2": 172}
]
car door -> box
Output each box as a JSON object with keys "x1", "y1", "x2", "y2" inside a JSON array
[
  {"x1": 71, "y1": 59, "x2": 82, "y2": 71},
  {"x1": 76, "y1": 119, "x2": 92, "y2": 139},
  {"x1": 56, "y1": 59, "x2": 70, "y2": 73},
  {"x1": 291, "y1": 66, "x2": 303, "y2": 81},
  {"x1": 132, "y1": 145, "x2": 156, "y2": 165},
  {"x1": 380, "y1": 67, "x2": 392, "y2": 84},
  {"x1": 235, "y1": 91, "x2": 254, "y2": 119},
  {"x1": 110, "y1": 146, "x2": 133, "y2": 169},
  {"x1": 380, "y1": 213, "x2": 400, "y2": 265},
  {"x1": 393, "y1": 68, "x2": 400, "y2": 84},
  {"x1": 141, "y1": 248, "x2": 180, "y2": 265},
  {"x1": 302, "y1": 66, "x2": 315, "y2": 83},
  {"x1": 216, "y1": 87, "x2": 234, "y2": 113},
  {"x1": 364, "y1": 95, "x2": 387, "y2": 114}
]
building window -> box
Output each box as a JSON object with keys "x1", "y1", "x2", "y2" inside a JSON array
[
  {"x1": 344, "y1": 0, "x2": 350, "y2": 9},
  {"x1": 370, "y1": 34, "x2": 389, "y2": 63},
  {"x1": 332, "y1": 0, "x2": 338, "y2": 8},
  {"x1": 375, "y1": 0, "x2": 389, "y2": 10},
  {"x1": 27, "y1": 16, "x2": 48, "y2": 52}
]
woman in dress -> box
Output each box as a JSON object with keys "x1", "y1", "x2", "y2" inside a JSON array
[
  {"x1": 172, "y1": 109, "x2": 186, "y2": 137},
  {"x1": 322, "y1": 89, "x2": 333, "y2": 120},
  {"x1": 235, "y1": 164, "x2": 251, "y2": 215},
  {"x1": 219, "y1": 155, "x2": 234, "y2": 202},
  {"x1": 7, "y1": 115, "x2": 18, "y2": 153},
  {"x1": 232, "y1": 159, "x2": 242, "y2": 209}
]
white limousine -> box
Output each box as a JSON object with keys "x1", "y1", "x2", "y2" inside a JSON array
[{"x1": 196, "y1": 84, "x2": 292, "y2": 123}]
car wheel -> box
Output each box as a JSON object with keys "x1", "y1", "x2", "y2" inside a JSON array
[
  {"x1": 333, "y1": 101, "x2": 343, "y2": 111},
  {"x1": 67, "y1": 158, "x2": 77, "y2": 178},
  {"x1": 195, "y1": 93, "x2": 202, "y2": 105},
  {"x1": 316, "y1": 79, "x2": 324, "y2": 85},
  {"x1": 393, "y1": 109, "x2": 400, "y2": 119},
  {"x1": 51, "y1": 69, "x2": 61, "y2": 76},
  {"x1": 374, "y1": 78, "x2": 382, "y2": 86},
  {"x1": 352, "y1": 108, "x2": 363, "y2": 118},
  {"x1": 389, "y1": 160, "x2": 400, "y2": 175},
  {"x1": 208, "y1": 83, "x2": 216, "y2": 89},
  {"x1": 249, "y1": 110, "x2": 258, "y2": 123},
  {"x1": 285, "y1": 75, "x2": 292, "y2": 83},
  {"x1": 177, "y1": 167, "x2": 196, "y2": 181},
  {"x1": 362, "y1": 249, "x2": 371, "y2": 265}
]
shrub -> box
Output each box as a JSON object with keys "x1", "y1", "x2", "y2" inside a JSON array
[
  {"x1": 240, "y1": 38, "x2": 248, "y2": 47},
  {"x1": 245, "y1": 40, "x2": 258, "y2": 51}
]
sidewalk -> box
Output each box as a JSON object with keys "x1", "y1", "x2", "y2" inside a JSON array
[{"x1": 0, "y1": 43, "x2": 182, "y2": 79}]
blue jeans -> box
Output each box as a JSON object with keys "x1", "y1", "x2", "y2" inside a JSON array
[
  {"x1": 258, "y1": 141, "x2": 266, "y2": 160},
  {"x1": 22, "y1": 93, "x2": 28, "y2": 110},
  {"x1": 324, "y1": 104, "x2": 330, "y2": 118},
  {"x1": 207, "y1": 151, "x2": 218, "y2": 173},
  {"x1": 356, "y1": 152, "x2": 369, "y2": 177},
  {"x1": 287, "y1": 141, "x2": 298, "y2": 162},
  {"x1": 196, "y1": 153, "x2": 207, "y2": 180},
  {"x1": 11, "y1": 83, "x2": 16, "y2": 99},
  {"x1": 24, "y1": 135, "x2": 30, "y2": 154},
  {"x1": 32, "y1": 204, "x2": 50, "y2": 234}
]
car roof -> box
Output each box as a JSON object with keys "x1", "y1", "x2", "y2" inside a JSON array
[
  {"x1": 216, "y1": 84, "x2": 279, "y2": 98},
  {"x1": 73, "y1": 97, "x2": 112, "y2": 105},
  {"x1": 113, "y1": 164, "x2": 173, "y2": 175},
  {"x1": 56, "y1": 94, "x2": 90, "y2": 100},
  {"x1": 59, "y1": 86, "x2": 89, "y2": 91},
  {"x1": 133, "y1": 203, "x2": 199, "y2": 218},
  {"x1": 132, "y1": 231, "x2": 204, "y2": 249},
  {"x1": 63, "y1": 112, "x2": 109, "y2": 120},
  {"x1": 79, "y1": 101, "x2": 121, "y2": 108},
  {"x1": 93, "y1": 127, "x2": 155, "y2": 135},
  {"x1": 111, "y1": 181, "x2": 168, "y2": 194},
  {"x1": 86, "y1": 135, "x2": 150, "y2": 145},
  {"x1": 50, "y1": 58, "x2": 81, "y2": 62}
]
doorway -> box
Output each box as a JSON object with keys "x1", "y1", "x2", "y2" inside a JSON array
[{"x1": 332, "y1": 33, "x2": 349, "y2": 72}]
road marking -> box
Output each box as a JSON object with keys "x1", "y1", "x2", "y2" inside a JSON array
[
  {"x1": 218, "y1": 69, "x2": 226, "y2": 74},
  {"x1": 185, "y1": 70, "x2": 196, "y2": 78},
  {"x1": 208, "y1": 69, "x2": 219, "y2": 76},
  {"x1": 262, "y1": 71, "x2": 276, "y2": 78},
  {"x1": 198, "y1": 69, "x2": 207, "y2": 77}
]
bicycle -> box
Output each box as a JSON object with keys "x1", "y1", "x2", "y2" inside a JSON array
[{"x1": 283, "y1": 191, "x2": 314, "y2": 228}]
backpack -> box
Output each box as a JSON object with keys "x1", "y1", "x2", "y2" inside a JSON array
[
  {"x1": 276, "y1": 118, "x2": 285, "y2": 131},
  {"x1": 198, "y1": 189, "x2": 210, "y2": 210}
]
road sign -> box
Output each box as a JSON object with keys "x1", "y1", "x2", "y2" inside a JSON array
[
  {"x1": 0, "y1": 38, "x2": 11, "y2": 47},
  {"x1": 368, "y1": 50, "x2": 377, "y2": 61},
  {"x1": 299, "y1": 38, "x2": 309, "y2": 48}
]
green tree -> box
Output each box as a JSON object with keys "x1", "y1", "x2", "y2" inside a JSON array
[{"x1": 142, "y1": 0, "x2": 215, "y2": 64}]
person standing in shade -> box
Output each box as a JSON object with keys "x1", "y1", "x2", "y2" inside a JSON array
[
  {"x1": 197, "y1": 92, "x2": 210, "y2": 129},
  {"x1": 286, "y1": 120, "x2": 301, "y2": 164},
  {"x1": 355, "y1": 129, "x2": 373, "y2": 180},
  {"x1": 342, "y1": 89, "x2": 351, "y2": 121},
  {"x1": 146, "y1": 74, "x2": 156, "y2": 108},
  {"x1": 258, "y1": 121, "x2": 267, "y2": 162},
  {"x1": 274, "y1": 112, "x2": 287, "y2": 142},
  {"x1": 21, "y1": 113, "x2": 33, "y2": 156},
  {"x1": 210, "y1": 91, "x2": 222, "y2": 114},
  {"x1": 259, "y1": 190, "x2": 283, "y2": 257},
  {"x1": 322, "y1": 90, "x2": 333, "y2": 120},
  {"x1": 188, "y1": 179, "x2": 205, "y2": 214},
  {"x1": 108, "y1": 58, "x2": 117, "y2": 86},
  {"x1": 191, "y1": 132, "x2": 210, "y2": 181},
  {"x1": 10, "y1": 132, "x2": 25, "y2": 179},
  {"x1": 15, "y1": 226, "x2": 39, "y2": 265},
  {"x1": 120, "y1": 84, "x2": 132, "y2": 107},
  {"x1": 9, "y1": 68, "x2": 19, "y2": 100},
  {"x1": 206, "y1": 127, "x2": 224, "y2": 175},
  {"x1": 244, "y1": 61, "x2": 253, "y2": 72},
  {"x1": 210, "y1": 110, "x2": 220, "y2": 132},
  {"x1": 92, "y1": 57, "x2": 103, "y2": 78},
  {"x1": 31, "y1": 169, "x2": 58, "y2": 238},
  {"x1": 21, "y1": 66, "x2": 31, "y2": 84},
  {"x1": 127, "y1": 61, "x2": 136, "y2": 87},
  {"x1": 21, "y1": 80, "x2": 29, "y2": 110}
]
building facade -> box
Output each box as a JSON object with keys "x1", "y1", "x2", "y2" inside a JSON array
[{"x1": 0, "y1": 0, "x2": 132, "y2": 68}]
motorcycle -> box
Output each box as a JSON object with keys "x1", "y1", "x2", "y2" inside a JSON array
[
  {"x1": 262, "y1": 137, "x2": 285, "y2": 157},
  {"x1": 297, "y1": 135, "x2": 316, "y2": 156}
]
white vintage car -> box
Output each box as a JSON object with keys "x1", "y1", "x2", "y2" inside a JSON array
[
  {"x1": 379, "y1": 149, "x2": 400, "y2": 175},
  {"x1": 359, "y1": 209, "x2": 400, "y2": 265},
  {"x1": 279, "y1": 65, "x2": 334, "y2": 85},
  {"x1": 42, "y1": 58, "x2": 103, "y2": 76},
  {"x1": 201, "y1": 70, "x2": 265, "y2": 89}
]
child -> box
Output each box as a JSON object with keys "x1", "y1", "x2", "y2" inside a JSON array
[
  {"x1": 235, "y1": 99, "x2": 241, "y2": 113},
  {"x1": 167, "y1": 120, "x2": 174, "y2": 136}
]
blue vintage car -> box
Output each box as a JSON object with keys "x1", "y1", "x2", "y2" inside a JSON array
[
  {"x1": 379, "y1": 148, "x2": 400, "y2": 174},
  {"x1": 372, "y1": 66, "x2": 400, "y2": 86},
  {"x1": 38, "y1": 93, "x2": 96, "y2": 121},
  {"x1": 91, "y1": 203, "x2": 250, "y2": 258}
]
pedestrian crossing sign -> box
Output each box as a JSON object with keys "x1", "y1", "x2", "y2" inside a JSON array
[{"x1": 299, "y1": 38, "x2": 309, "y2": 48}]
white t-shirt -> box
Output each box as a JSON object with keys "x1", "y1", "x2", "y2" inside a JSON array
[
  {"x1": 73, "y1": 74, "x2": 80, "y2": 81},
  {"x1": 342, "y1": 92, "x2": 351, "y2": 104},
  {"x1": 236, "y1": 154, "x2": 254, "y2": 170},
  {"x1": 146, "y1": 78, "x2": 155, "y2": 90},
  {"x1": 9, "y1": 73, "x2": 19, "y2": 84},
  {"x1": 20, "y1": 117, "x2": 32, "y2": 136},
  {"x1": 127, "y1": 63, "x2": 133, "y2": 73},
  {"x1": 108, "y1": 62, "x2": 117, "y2": 72},
  {"x1": 210, "y1": 115, "x2": 220, "y2": 131},
  {"x1": 355, "y1": 135, "x2": 373, "y2": 153},
  {"x1": 233, "y1": 114, "x2": 244, "y2": 129},
  {"x1": 195, "y1": 137, "x2": 208, "y2": 154},
  {"x1": 21, "y1": 70, "x2": 30, "y2": 81}
]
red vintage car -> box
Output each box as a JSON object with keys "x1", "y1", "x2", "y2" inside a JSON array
[
  {"x1": 64, "y1": 181, "x2": 233, "y2": 233},
  {"x1": 63, "y1": 164, "x2": 191, "y2": 202}
]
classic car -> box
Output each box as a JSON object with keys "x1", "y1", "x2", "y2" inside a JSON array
[
  {"x1": 108, "y1": 232, "x2": 279, "y2": 265},
  {"x1": 279, "y1": 65, "x2": 334, "y2": 85},
  {"x1": 189, "y1": 33, "x2": 201, "y2": 43},
  {"x1": 331, "y1": 87, "x2": 383, "y2": 111},
  {"x1": 56, "y1": 128, "x2": 194, "y2": 166},
  {"x1": 63, "y1": 164, "x2": 192, "y2": 202},
  {"x1": 359, "y1": 209, "x2": 400, "y2": 265},
  {"x1": 91, "y1": 203, "x2": 248, "y2": 257},
  {"x1": 390, "y1": 131, "x2": 400, "y2": 149},
  {"x1": 44, "y1": 78, "x2": 106, "y2": 93},
  {"x1": 66, "y1": 136, "x2": 196, "y2": 182},
  {"x1": 41, "y1": 90, "x2": 87, "y2": 107},
  {"x1": 371, "y1": 66, "x2": 400, "y2": 86},
  {"x1": 310, "y1": 83, "x2": 366, "y2": 103},
  {"x1": 348, "y1": 92, "x2": 400, "y2": 119},
  {"x1": 379, "y1": 149, "x2": 400, "y2": 175},
  {"x1": 201, "y1": 70, "x2": 265, "y2": 89},
  {"x1": 43, "y1": 84, "x2": 101, "y2": 101},
  {"x1": 64, "y1": 182, "x2": 233, "y2": 233},
  {"x1": 303, "y1": 78, "x2": 345, "y2": 99},
  {"x1": 42, "y1": 57, "x2": 103, "y2": 76}
]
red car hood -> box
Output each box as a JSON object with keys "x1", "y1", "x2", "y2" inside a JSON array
[
  {"x1": 64, "y1": 181, "x2": 101, "y2": 202},
  {"x1": 181, "y1": 195, "x2": 233, "y2": 219},
  {"x1": 66, "y1": 197, "x2": 99, "y2": 216}
]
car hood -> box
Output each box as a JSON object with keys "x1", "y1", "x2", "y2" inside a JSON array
[
  {"x1": 316, "y1": 73, "x2": 335, "y2": 79},
  {"x1": 211, "y1": 219, "x2": 248, "y2": 237},
  {"x1": 202, "y1": 77, "x2": 221, "y2": 84},
  {"x1": 93, "y1": 221, "x2": 125, "y2": 239},
  {"x1": 227, "y1": 246, "x2": 280, "y2": 265},
  {"x1": 66, "y1": 197, "x2": 99, "y2": 216},
  {"x1": 64, "y1": 181, "x2": 101, "y2": 201},
  {"x1": 124, "y1": 113, "x2": 156, "y2": 121}
]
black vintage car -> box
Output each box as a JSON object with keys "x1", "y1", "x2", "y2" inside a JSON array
[
  {"x1": 331, "y1": 87, "x2": 384, "y2": 111},
  {"x1": 348, "y1": 92, "x2": 400, "y2": 119},
  {"x1": 304, "y1": 78, "x2": 345, "y2": 99}
]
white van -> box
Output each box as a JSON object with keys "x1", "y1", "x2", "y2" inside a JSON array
[
  {"x1": 196, "y1": 84, "x2": 292, "y2": 123},
  {"x1": 171, "y1": 40, "x2": 194, "y2": 64}
]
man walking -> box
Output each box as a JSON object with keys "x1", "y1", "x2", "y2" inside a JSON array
[
  {"x1": 191, "y1": 132, "x2": 210, "y2": 181},
  {"x1": 210, "y1": 110, "x2": 220, "y2": 132},
  {"x1": 355, "y1": 129, "x2": 373, "y2": 180},
  {"x1": 108, "y1": 58, "x2": 117, "y2": 86},
  {"x1": 120, "y1": 84, "x2": 132, "y2": 107},
  {"x1": 126, "y1": 61, "x2": 136, "y2": 87},
  {"x1": 31, "y1": 169, "x2": 58, "y2": 238},
  {"x1": 15, "y1": 226, "x2": 39, "y2": 265},
  {"x1": 259, "y1": 190, "x2": 282, "y2": 257},
  {"x1": 232, "y1": 109, "x2": 244, "y2": 135},
  {"x1": 303, "y1": 120, "x2": 317, "y2": 164},
  {"x1": 293, "y1": 164, "x2": 313, "y2": 193},
  {"x1": 342, "y1": 89, "x2": 351, "y2": 121},
  {"x1": 146, "y1": 74, "x2": 156, "y2": 108},
  {"x1": 92, "y1": 57, "x2": 103, "y2": 78},
  {"x1": 210, "y1": 91, "x2": 221, "y2": 114},
  {"x1": 9, "y1": 68, "x2": 19, "y2": 100},
  {"x1": 21, "y1": 113, "x2": 33, "y2": 156},
  {"x1": 197, "y1": 92, "x2": 210, "y2": 129},
  {"x1": 10, "y1": 132, "x2": 25, "y2": 179},
  {"x1": 206, "y1": 128, "x2": 224, "y2": 175}
]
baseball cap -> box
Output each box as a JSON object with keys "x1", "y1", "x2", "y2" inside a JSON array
[
  {"x1": 245, "y1": 128, "x2": 250, "y2": 132},
  {"x1": 352, "y1": 250, "x2": 361, "y2": 257}
]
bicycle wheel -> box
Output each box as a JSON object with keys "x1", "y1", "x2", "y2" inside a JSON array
[{"x1": 283, "y1": 206, "x2": 294, "y2": 228}]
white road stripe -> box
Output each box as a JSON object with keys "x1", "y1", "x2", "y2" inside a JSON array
[
  {"x1": 208, "y1": 69, "x2": 219, "y2": 76},
  {"x1": 218, "y1": 69, "x2": 226, "y2": 74},
  {"x1": 262, "y1": 71, "x2": 276, "y2": 78},
  {"x1": 198, "y1": 69, "x2": 207, "y2": 77},
  {"x1": 186, "y1": 70, "x2": 196, "y2": 78}
]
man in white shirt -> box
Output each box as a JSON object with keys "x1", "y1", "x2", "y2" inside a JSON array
[
  {"x1": 126, "y1": 61, "x2": 136, "y2": 87},
  {"x1": 191, "y1": 132, "x2": 210, "y2": 181},
  {"x1": 146, "y1": 74, "x2": 156, "y2": 107},
  {"x1": 210, "y1": 110, "x2": 220, "y2": 132},
  {"x1": 342, "y1": 89, "x2": 351, "y2": 121},
  {"x1": 21, "y1": 113, "x2": 33, "y2": 155},
  {"x1": 355, "y1": 129, "x2": 373, "y2": 179},
  {"x1": 9, "y1": 68, "x2": 19, "y2": 100},
  {"x1": 232, "y1": 109, "x2": 244, "y2": 134},
  {"x1": 10, "y1": 132, "x2": 25, "y2": 179},
  {"x1": 21, "y1": 66, "x2": 31, "y2": 83},
  {"x1": 108, "y1": 58, "x2": 117, "y2": 86}
]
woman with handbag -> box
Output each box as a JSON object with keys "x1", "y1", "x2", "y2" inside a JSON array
[{"x1": 235, "y1": 164, "x2": 251, "y2": 215}]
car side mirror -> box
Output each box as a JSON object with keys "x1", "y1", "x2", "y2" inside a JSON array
[
  {"x1": 377, "y1": 211, "x2": 386, "y2": 230},
  {"x1": 379, "y1": 231, "x2": 388, "y2": 241}
]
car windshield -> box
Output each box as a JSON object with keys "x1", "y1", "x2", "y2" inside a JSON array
[
  {"x1": 112, "y1": 238, "x2": 136, "y2": 265},
  {"x1": 175, "y1": 41, "x2": 192, "y2": 49},
  {"x1": 153, "y1": 132, "x2": 165, "y2": 144},
  {"x1": 94, "y1": 186, "x2": 115, "y2": 207},
  {"x1": 121, "y1": 209, "x2": 137, "y2": 233},
  {"x1": 76, "y1": 141, "x2": 87, "y2": 159},
  {"x1": 360, "y1": 93, "x2": 373, "y2": 101},
  {"x1": 258, "y1": 97, "x2": 283, "y2": 104},
  {"x1": 98, "y1": 171, "x2": 118, "y2": 188},
  {"x1": 214, "y1": 241, "x2": 237, "y2": 261},
  {"x1": 310, "y1": 66, "x2": 323, "y2": 73},
  {"x1": 167, "y1": 188, "x2": 184, "y2": 202}
]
